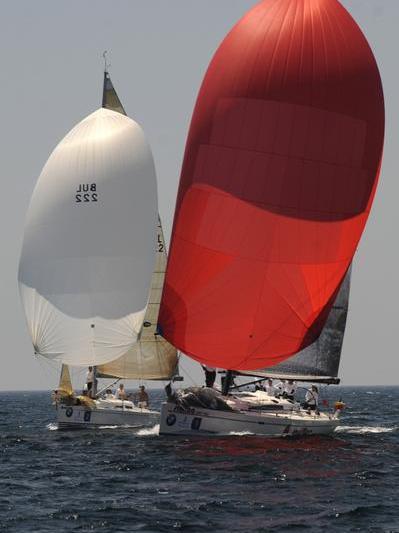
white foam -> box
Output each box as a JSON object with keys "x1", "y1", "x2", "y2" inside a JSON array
[
  {"x1": 336, "y1": 425, "x2": 396, "y2": 434},
  {"x1": 46, "y1": 423, "x2": 58, "y2": 431},
  {"x1": 228, "y1": 431, "x2": 255, "y2": 436},
  {"x1": 136, "y1": 424, "x2": 160, "y2": 436}
]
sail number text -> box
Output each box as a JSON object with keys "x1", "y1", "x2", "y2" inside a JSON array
[
  {"x1": 76, "y1": 183, "x2": 98, "y2": 203},
  {"x1": 158, "y1": 234, "x2": 164, "y2": 253}
]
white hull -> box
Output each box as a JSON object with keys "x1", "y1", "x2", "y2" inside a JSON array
[
  {"x1": 159, "y1": 402, "x2": 340, "y2": 437},
  {"x1": 57, "y1": 403, "x2": 159, "y2": 429}
]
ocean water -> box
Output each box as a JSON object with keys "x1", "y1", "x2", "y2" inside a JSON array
[{"x1": 1, "y1": 386, "x2": 398, "y2": 532}]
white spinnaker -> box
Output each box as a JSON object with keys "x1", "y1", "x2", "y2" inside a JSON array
[{"x1": 18, "y1": 108, "x2": 158, "y2": 366}]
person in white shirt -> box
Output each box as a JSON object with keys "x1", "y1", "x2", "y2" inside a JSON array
[
  {"x1": 283, "y1": 380, "x2": 297, "y2": 400},
  {"x1": 304, "y1": 385, "x2": 319, "y2": 411},
  {"x1": 115, "y1": 383, "x2": 127, "y2": 400},
  {"x1": 265, "y1": 379, "x2": 276, "y2": 397},
  {"x1": 275, "y1": 380, "x2": 285, "y2": 398},
  {"x1": 104, "y1": 389, "x2": 115, "y2": 400}
]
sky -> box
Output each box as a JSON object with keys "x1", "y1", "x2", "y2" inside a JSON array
[{"x1": 1, "y1": 0, "x2": 398, "y2": 390}]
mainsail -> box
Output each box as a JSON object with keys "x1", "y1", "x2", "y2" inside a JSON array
[
  {"x1": 97, "y1": 70, "x2": 178, "y2": 380},
  {"x1": 18, "y1": 107, "x2": 158, "y2": 366},
  {"x1": 240, "y1": 269, "x2": 352, "y2": 384},
  {"x1": 159, "y1": 0, "x2": 385, "y2": 371}
]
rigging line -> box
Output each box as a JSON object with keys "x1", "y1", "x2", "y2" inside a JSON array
[{"x1": 102, "y1": 50, "x2": 110, "y2": 73}]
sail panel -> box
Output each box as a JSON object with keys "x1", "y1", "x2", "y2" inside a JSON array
[
  {"x1": 58, "y1": 364, "x2": 74, "y2": 395},
  {"x1": 253, "y1": 268, "x2": 351, "y2": 379},
  {"x1": 159, "y1": 0, "x2": 384, "y2": 370},
  {"x1": 19, "y1": 108, "x2": 158, "y2": 366},
  {"x1": 97, "y1": 219, "x2": 178, "y2": 380}
]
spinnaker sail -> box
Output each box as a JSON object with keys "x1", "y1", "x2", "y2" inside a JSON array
[
  {"x1": 19, "y1": 107, "x2": 158, "y2": 366},
  {"x1": 159, "y1": 0, "x2": 385, "y2": 371}
]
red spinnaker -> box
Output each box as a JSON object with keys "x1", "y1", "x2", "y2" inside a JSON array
[{"x1": 159, "y1": 0, "x2": 384, "y2": 370}]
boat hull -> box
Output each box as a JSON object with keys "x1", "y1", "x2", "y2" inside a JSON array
[
  {"x1": 159, "y1": 402, "x2": 339, "y2": 437},
  {"x1": 57, "y1": 404, "x2": 159, "y2": 429}
]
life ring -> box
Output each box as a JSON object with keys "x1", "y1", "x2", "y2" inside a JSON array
[
  {"x1": 166, "y1": 414, "x2": 176, "y2": 426},
  {"x1": 65, "y1": 407, "x2": 73, "y2": 418}
]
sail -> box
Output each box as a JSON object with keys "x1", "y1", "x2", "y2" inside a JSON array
[
  {"x1": 58, "y1": 364, "x2": 74, "y2": 395},
  {"x1": 18, "y1": 108, "x2": 158, "y2": 366},
  {"x1": 102, "y1": 71, "x2": 126, "y2": 115},
  {"x1": 159, "y1": 0, "x2": 385, "y2": 371},
  {"x1": 97, "y1": 73, "x2": 178, "y2": 380},
  {"x1": 240, "y1": 268, "x2": 352, "y2": 383},
  {"x1": 97, "y1": 218, "x2": 178, "y2": 379}
]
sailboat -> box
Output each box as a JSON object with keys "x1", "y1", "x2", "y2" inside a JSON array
[
  {"x1": 18, "y1": 65, "x2": 178, "y2": 428},
  {"x1": 158, "y1": 0, "x2": 385, "y2": 436}
]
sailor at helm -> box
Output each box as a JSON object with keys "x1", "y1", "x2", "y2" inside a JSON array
[{"x1": 303, "y1": 385, "x2": 319, "y2": 412}]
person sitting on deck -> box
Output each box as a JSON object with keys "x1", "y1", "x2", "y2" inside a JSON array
[
  {"x1": 303, "y1": 385, "x2": 319, "y2": 412},
  {"x1": 115, "y1": 383, "x2": 127, "y2": 400},
  {"x1": 275, "y1": 380, "x2": 285, "y2": 398},
  {"x1": 137, "y1": 385, "x2": 149, "y2": 409},
  {"x1": 104, "y1": 389, "x2": 115, "y2": 400},
  {"x1": 282, "y1": 380, "x2": 297, "y2": 401},
  {"x1": 265, "y1": 379, "x2": 276, "y2": 397}
]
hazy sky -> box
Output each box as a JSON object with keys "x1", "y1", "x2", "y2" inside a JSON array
[{"x1": 1, "y1": 0, "x2": 398, "y2": 390}]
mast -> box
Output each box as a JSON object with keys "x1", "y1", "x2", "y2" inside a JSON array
[{"x1": 96, "y1": 52, "x2": 178, "y2": 383}]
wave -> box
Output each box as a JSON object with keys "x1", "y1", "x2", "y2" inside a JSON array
[
  {"x1": 336, "y1": 425, "x2": 396, "y2": 434},
  {"x1": 136, "y1": 424, "x2": 160, "y2": 436},
  {"x1": 228, "y1": 431, "x2": 255, "y2": 436},
  {"x1": 46, "y1": 423, "x2": 58, "y2": 431}
]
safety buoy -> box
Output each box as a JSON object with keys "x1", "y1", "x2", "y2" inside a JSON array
[
  {"x1": 65, "y1": 407, "x2": 73, "y2": 417},
  {"x1": 166, "y1": 414, "x2": 176, "y2": 426}
]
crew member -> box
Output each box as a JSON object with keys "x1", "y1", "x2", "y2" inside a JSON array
[
  {"x1": 137, "y1": 385, "x2": 149, "y2": 409},
  {"x1": 115, "y1": 383, "x2": 127, "y2": 400},
  {"x1": 104, "y1": 389, "x2": 115, "y2": 400},
  {"x1": 265, "y1": 379, "x2": 276, "y2": 397},
  {"x1": 86, "y1": 366, "x2": 94, "y2": 397},
  {"x1": 283, "y1": 380, "x2": 297, "y2": 400},
  {"x1": 202, "y1": 365, "x2": 217, "y2": 388},
  {"x1": 303, "y1": 385, "x2": 319, "y2": 411}
]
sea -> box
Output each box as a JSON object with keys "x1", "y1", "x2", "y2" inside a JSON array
[{"x1": 0, "y1": 386, "x2": 398, "y2": 533}]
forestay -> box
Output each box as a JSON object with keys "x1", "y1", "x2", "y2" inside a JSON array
[{"x1": 19, "y1": 108, "x2": 158, "y2": 366}]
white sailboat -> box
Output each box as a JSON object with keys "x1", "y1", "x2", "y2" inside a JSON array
[{"x1": 18, "y1": 65, "x2": 178, "y2": 429}]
